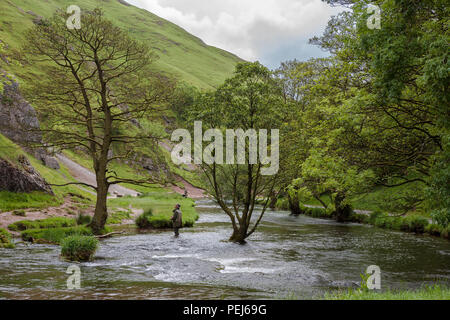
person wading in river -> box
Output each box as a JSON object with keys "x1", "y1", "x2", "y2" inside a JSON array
[{"x1": 171, "y1": 204, "x2": 183, "y2": 237}]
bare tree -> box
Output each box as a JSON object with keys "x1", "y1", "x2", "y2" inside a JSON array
[{"x1": 23, "y1": 8, "x2": 174, "y2": 233}]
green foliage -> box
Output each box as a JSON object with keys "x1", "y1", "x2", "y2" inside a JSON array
[
  {"x1": 135, "y1": 208, "x2": 154, "y2": 229},
  {"x1": 8, "y1": 217, "x2": 76, "y2": 232},
  {"x1": 427, "y1": 134, "x2": 450, "y2": 227},
  {"x1": 106, "y1": 210, "x2": 131, "y2": 225},
  {"x1": 76, "y1": 213, "x2": 92, "y2": 226},
  {"x1": 425, "y1": 224, "x2": 449, "y2": 240},
  {"x1": 0, "y1": 191, "x2": 60, "y2": 212},
  {"x1": 367, "y1": 212, "x2": 429, "y2": 234},
  {"x1": 21, "y1": 226, "x2": 93, "y2": 244},
  {"x1": 301, "y1": 206, "x2": 332, "y2": 219},
  {"x1": 61, "y1": 235, "x2": 98, "y2": 262},
  {"x1": 276, "y1": 0, "x2": 448, "y2": 225},
  {"x1": 275, "y1": 198, "x2": 290, "y2": 210},
  {"x1": 0, "y1": 228, "x2": 15, "y2": 249}
]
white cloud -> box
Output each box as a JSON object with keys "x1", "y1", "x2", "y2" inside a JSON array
[{"x1": 125, "y1": 0, "x2": 343, "y2": 68}]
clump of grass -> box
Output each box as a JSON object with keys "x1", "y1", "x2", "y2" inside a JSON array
[
  {"x1": 106, "y1": 210, "x2": 131, "y2": 225},
  {"x1": 61, "y1": 235, "x2": 98, "y2": 262},
  {"x1": 12, "y1": 209, "x2": 26, "y2": 217},
  {"x1": 324, "y1": 284, "x2": 450, "y2": 300},
  {"x1": 8, "y1": 217, "x2": 76, "y2": 231},
  {"x1": 76, "y1": 213, "x2": 92, "y2": 225},
  {"x1": 0, "y1": 228, "x2": 15, "y2": 249}
]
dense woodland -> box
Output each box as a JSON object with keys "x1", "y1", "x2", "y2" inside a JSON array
[{"x1": 174, "y1": 0, "x2": 449, "y2": 240}]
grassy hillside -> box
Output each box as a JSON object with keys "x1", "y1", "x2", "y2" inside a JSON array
[
  {"x1": 0, "y1": 133, "x2": 95, "y2": 211},
  {"x1": 0, "y1": 0, "x2": 242, "y2": 89}
]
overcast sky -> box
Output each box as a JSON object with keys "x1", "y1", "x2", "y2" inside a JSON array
[{"x1": 126, "y1": 0, "x2": 343, "y2": 69}]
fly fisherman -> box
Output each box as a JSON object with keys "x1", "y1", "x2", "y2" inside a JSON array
[{"x1": 171, "y1": 204, "x2": 183, "y2": 237}]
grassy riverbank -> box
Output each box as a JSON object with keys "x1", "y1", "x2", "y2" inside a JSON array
[
  {"x1": 275, "y1": 198, "x2": 449, "y2": 239},
  {"x1": 108, "y1": 192, "x2": 199, "y2": 229},
  {"x1": 324, "y1": 284, "x2": 450, "y2": 300},
  {"x1": 3, "y1": 192, "x2": 199, "y2": 244}
]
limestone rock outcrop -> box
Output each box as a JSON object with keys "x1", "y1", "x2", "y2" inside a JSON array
[{"x1": 0, "y1": 155, "x2": 54, "y2": 194}]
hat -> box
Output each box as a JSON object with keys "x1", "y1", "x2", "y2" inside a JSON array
[{"x1": 175, "y1": 204, "x2": 181, "y2": 208}]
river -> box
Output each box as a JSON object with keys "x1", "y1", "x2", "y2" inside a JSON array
[{"x1": 0, "y1": 199, "x2": 449, "y2": 299}]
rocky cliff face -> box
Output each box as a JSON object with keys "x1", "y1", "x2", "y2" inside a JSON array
[
  {"x1": 0, "y1": 155, "x2": 53, "y2": 194},
  {"x1": 0, "y1": 79, "x2": 59, "y2": 169}
]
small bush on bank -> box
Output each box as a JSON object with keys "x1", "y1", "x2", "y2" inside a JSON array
[
  {"x1": 135, "y1": 208, "x2": 154, "y2": 229},
  {"x1": 425, "y1": 224, "x2": 449, "y2": 239},
  {"x1": 76, "y1": 213, "x2": 92, "y2": 225},
  {"x1": 350, "y1": 213, "x2": 369, "y2": 224},
  {"x1": 275, "y1": 198, "x2": 289, "y2": 210},
  {"x1": 0, "y1": 228, "x2": 15, "y2": 249},
  {"x1": 404, "y1": 215, "x2": 429, "y2": 233},
  {"x1": 304, "y1": 206, "x2": 331, "y2": 218},
  {"x1": 61, "y1": 235, "x2": 98, "y2": 262},
  {"x1": 146, "y1": 215, "x2": 172, "y2": 228},
  {"x1": 8, "y1": 217, "x2": 76, "y2": 231}
]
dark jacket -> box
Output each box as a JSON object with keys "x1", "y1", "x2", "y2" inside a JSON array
[{"x1": 171, "y1": 209, "x2": 183, "y2": 228}]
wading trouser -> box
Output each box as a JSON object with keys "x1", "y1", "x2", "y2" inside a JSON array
[{"x1": 174, "y1": 227, "x2": 180, "y2": 237}]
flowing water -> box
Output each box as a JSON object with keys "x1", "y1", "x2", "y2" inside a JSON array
[{"x1": 1, "y1": 199, "x2": 449, "y2": 299}]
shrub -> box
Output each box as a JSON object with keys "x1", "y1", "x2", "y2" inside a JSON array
[
  {"x1": 0, "y1": 228, "x2": 15, "y2": 249},
  {"x1": 275, "y1": 198, "x2": 289, "y2": 210},
  {"x1": 146, "y1": 215, "x2": 172, "y2": 228},
  {"x1": 404, "y1": 215, "x2": 429, "y2": 234},
  {"x1": 135, "y1": 208, "x2": 154, "y2": 229},
  {"x1": 350, "y1": 213, "x2": 369, "y2": 224},
  {"x1": 426, "y1": 224, "x2": 443, "y2": 237},
  {"x1": 367, "y1": 211, "x2": 384, "y2": 225},
  {"x1": 12, "y1": 209, "x2": 26, "y2": 217},
  {"x1": 431, "y1": 208, "x2": 449, "y2": 228},
  {"x1": 300, "y1": 206, "x2": 330, "y2": 219},
  {"x1": 21, "y1": 226, "x2": 93, "y2": 244},
  {"x1": 8, "y1": 217, "x2": 76, "y2": 231},
  {"x1": 76, "y1": 213, "x2": 92, "y2": 225},
  {"x1": 425, "y1": 224, "x2": 449, "y2": 239},
  {"x1": 61, "y1": 235, "x2": 98, "y2": 262}
]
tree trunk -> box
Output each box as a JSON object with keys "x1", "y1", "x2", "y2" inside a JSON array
[
  {"x1": 89, "y1": 173, "x2": 109, "y2": 234},
  {"x1": 268, "y1": 191, "x2": 278, "y2": 209},
  {"x1": 229, "y1": 225, "x2": 248, "y2": 244},
  {"x1": 333, "y1": 192, "x2": 352, "y2": 222},
  {"x1": 288, "y1": 192, "x2": 302, "y2": 215}
]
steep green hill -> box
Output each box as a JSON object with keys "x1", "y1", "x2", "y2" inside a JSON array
[{"x1": 0, "y1": 0, "x2": 242, "y2": 89}]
